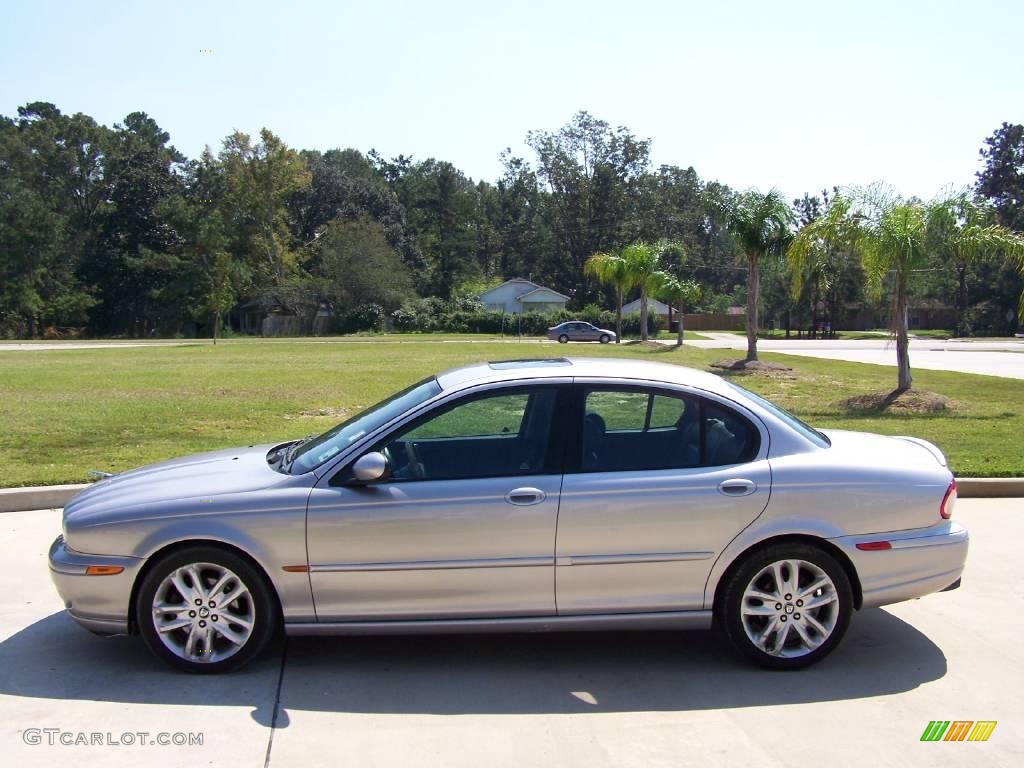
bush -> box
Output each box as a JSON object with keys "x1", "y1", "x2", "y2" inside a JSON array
[
  {"x1": 385, "y1": 302, "x2": 666, "y2": 337},
  {"x1": 337, "y1": 303, "x2": 385, "y2": 333}
]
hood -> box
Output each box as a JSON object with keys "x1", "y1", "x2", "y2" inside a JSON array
[
  {"x1": 819, "y1": 429, "x2": 948, "y2": 468},
  {"x1": 63, "y1": 443, "x2": 294, "y2": 526}
]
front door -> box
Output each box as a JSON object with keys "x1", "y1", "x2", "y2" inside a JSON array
[
  {"x1": 556, "y1": 385, "x2": 771, "y2": 614},
  {"x1": 306, "y1": 384, "x2": 567, "y2": 621}
]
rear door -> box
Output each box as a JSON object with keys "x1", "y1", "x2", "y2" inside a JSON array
[{"x1": 556, "y1": 383, "x2": 771, "y2": 614}]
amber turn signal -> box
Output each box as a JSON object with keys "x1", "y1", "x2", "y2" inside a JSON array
[{"x1": 85, "y1": 565, "x2": 125, "y2": 576}]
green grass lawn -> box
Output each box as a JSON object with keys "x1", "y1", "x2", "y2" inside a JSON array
[
  {"x1": 649, "y1": 330, "x2": 711, "y2": 341},
  {"x1": 0, "y1": 341, "x2": 1019, "y2": 486}
]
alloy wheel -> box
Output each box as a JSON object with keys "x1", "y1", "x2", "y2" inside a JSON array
[
  {"x1": 739, "y1": 558, "x2": 840, "y2": 658},
  {"x1": 151, "y1": 562, "x2": 255, "y2": 664}
]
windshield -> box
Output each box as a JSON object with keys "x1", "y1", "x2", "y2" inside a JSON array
[
  {"x1": 726, "y1": 381, "x2": 831, "y2": 448},
  {"x1": 287, "y1": 377, "x2": 442, "y2": 474}
]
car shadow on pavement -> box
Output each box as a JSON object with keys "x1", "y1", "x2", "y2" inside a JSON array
[{"x1": 0, "y1": 607, "x2": 946, "y2": 726}]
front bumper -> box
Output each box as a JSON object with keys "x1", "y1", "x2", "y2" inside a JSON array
[
  {"x1": 833, "y1": 521, "x2": 969, "y2": 609},
  {"x1": 48, "y1": 535, "x2": 143, "y2": 635}
]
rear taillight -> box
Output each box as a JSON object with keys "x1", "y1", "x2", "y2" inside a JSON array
[{"x1": 940, "y1": 479, "x2": 957, "y2": 519}]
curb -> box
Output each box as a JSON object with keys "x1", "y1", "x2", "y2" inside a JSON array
[
  {"x1": 0, "y1": 484, "x2": 87, "y2": 513},
  {"x1": 954, "y1": 478, "x2": 1024, "y2": 499},
  {"x1": 1, "y1": 477, "x2": 1022, "y2": 514}
]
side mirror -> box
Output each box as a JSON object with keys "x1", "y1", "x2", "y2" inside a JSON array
[{"x1": 350, "y1": 451, "x2": 389, "y2": 483}]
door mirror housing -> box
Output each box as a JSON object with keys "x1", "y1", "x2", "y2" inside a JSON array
[{"x1": 350, "y1": 451, "x2": 389, "y2": 483}]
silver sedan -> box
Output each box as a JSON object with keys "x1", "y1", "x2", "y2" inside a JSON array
[
  {"x1": 547, "y1": 321, "x2": 617, "y2": 343},
  {"x1": 50, "y1": 357, "x2": 967, "y2": 673}
]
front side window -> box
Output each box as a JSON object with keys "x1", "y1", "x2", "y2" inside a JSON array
[
  {"x1": 375, "y1": 387, "x2": 560, "y2": 482},
  {"x1": 578, "y1": 388, "x2": 758, "y2": 473},
  {"x1": 289, "y1": 377, "x2": 442, "y2": 474}
]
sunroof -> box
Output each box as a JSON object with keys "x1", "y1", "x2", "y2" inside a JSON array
[{"x1": 488, "y1": 358, "x2": 573, "y2": 370}]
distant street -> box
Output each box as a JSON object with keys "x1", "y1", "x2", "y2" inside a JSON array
[{"x1": 687, "y1": 333, "x2": 1024, "y2": 380}]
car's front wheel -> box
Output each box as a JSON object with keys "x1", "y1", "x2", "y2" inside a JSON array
[
  {"x1": 136, "y1": 546, "x2": 278, "y2": 673},
  {"x1": 599, "y1": 334, "x2": 610, "y2": 344},
  {"x1": 717, "y1": 543, "x2": 852, "y2": 670}
]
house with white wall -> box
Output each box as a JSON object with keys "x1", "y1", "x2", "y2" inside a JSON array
[
  {"x1": 478, "y1": 279, "x2": 570, "y2": 314},
  {"x1": 621, "y1": 297, "x2": 674, "y2": 324}
]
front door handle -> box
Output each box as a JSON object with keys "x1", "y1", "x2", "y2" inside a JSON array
[
  {"x1": 718, "y1": 479, "x2": 757, "y2": 497},
  {"x1": 505, "y1": 487, "x2": 546, "y2": 506}
]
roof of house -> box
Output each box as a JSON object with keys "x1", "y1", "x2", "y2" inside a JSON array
[
  {"x1": 478, "y1": 278, "x2": 541, "y2": 299},
  {"x1": 516, "y1": 286, "x2": 571, "y2": 302},
  {"x1": 621, "y1": 298, "x2": 672, "y2": 313},
  {"x1": 479, "y1": 278, "x2": 570, "y2": 303}
]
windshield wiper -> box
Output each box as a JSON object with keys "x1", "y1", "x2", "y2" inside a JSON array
[{"x1": 282, "y1": 434, "x2": 318, "y2": 470}]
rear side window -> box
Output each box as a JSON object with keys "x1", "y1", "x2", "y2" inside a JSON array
[{"x1": 577, "y1": 388, "x2": 759, "y2": 473}]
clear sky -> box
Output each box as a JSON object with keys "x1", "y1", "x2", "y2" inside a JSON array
[{"x1": 2, "y1": 0, "x2": 1021, "y2": 201}]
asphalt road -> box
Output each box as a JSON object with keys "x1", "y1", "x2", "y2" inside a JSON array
[
  {"x1": 1, "y1": 501, "x2": 1021, "y2": 768},
  {"x1": 686, "y1": 333, "x2": 1024, "y2": 380}
]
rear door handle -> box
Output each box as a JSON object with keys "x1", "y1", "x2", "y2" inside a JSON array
[
  {"x1": 505, "y1": 487, "x2": 546, "y2": 506},
  {"x1": 718, "y1": 479, "x2": 757, "y2": 497}
]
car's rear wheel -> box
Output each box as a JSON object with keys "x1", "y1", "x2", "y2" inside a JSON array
[
  {"x1": 599, "y1": 334, "x2": 610, "y2": 344},
  {"x1": 136, "y1": 546, "x2": 278, "y2": 673},
  {"x1": 558, "y1": 334, "x2": 569, "y2": 343},
  {"x1": 717, "y1": 543, "x2": 852, "y2": 669}
]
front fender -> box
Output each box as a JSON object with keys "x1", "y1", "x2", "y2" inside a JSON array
[{"x1": 131, "y1": 510, "x2": 316, "y2": 623}]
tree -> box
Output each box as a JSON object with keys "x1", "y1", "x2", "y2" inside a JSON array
[
  {"x1": 86, "y1": 112, "x2": 185, "y2": 335},
  {"x1": 517, "y1": 112, "x2": 651, "y2": 297},
  {"x1": 975, "y1": 122, "x2": 1024, "y2": 331},
  {"x1": 0, "y1": 103, "x2": 106, "y2": 336},
  {"x1": 728, "y1": 190, "x2": 793, "y2": 361},
  {"x1": 786, "y1": 189, "x2": 861, "y2": 337},
  {"x1": 623, "y1": 241, "x2": 676, "y2": 341},
  {"x1": 311, "y1": 217, "x2": 414, "y2": 315},
  {"x1": 928, "y1": 193, "x2": 1024, "y2": 321},
  {"x1": 370, "y1": 154, "x2": 480, "y2": 297},
  {"x1": 656, "y1": 274, "x2": 701, "y2": 346},
  {"x1": 976, "y1": 122, "x2": 1024, "y2": 231},
  {"x1": 790, "y1": 185, "x2": 1024, "y2": 391},
  {"x1": 583, "y1": 251, "x2": 631, "y2": 343},
  {"x1": 219, "y1": 129, "x2": 311, "y2": 286}
]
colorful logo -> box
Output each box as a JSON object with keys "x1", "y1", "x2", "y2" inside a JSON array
[{"x1": 921, "y1": 721, "x2": 997, "y2": 742}]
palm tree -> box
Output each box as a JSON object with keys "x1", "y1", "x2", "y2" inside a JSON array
[
  {"x1": 584, "y1": 251, "x2": 632, "y2": 343},
  {"x1": 728, "y1": 190, "x2": 794, "y2": 362},
  {"x1": 789, "y1": 185, "x2": 1024, "y2": 392},
  {"x1": 621, "y1": 241, "x2": 679, "y2": 342},
  {"x1": 928, "y1": 192, "x2": 1024, "y2": 333},
  {"x1": 586, "y1": 241, "x2": 680, "y2": 342},
  {"x1": 657, "y1": 274, "x2": 702, "y2": 346},
  {"x1": 785, "y1": 195, "x2": 860, "y2": 336}
]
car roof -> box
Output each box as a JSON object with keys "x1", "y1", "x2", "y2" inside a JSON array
[{"x1": 435, "y1": 357, "x2": 733, "y2": 396}]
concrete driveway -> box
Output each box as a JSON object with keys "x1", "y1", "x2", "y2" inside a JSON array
[
  {"x1": 689, "y1": 333, "x2": 1024, "y2": 380},
  {"x1": 2, "y1": 501, "x2": 1021, "y2": 768}
]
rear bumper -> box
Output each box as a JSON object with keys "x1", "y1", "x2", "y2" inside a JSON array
[
  {"x1": 832, "y1": 521, "x2": 969, "y2": 609},
  {"x1": 48, "y1": 535, "x2": 142, "y2": 635}
]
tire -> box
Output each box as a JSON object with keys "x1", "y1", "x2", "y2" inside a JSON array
[
  {"x1": 599, "y1": 334, "x2": 610, "y2": 344},
  {"x1": 136, "y1": 545, "x2": 278, "y2": 673},
  {"x1": 716, "y1": 542, "x2": 852, "y2": 670},
  {"x1": 558, "y1": 334, "x2": 569, "y2": 344}
]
